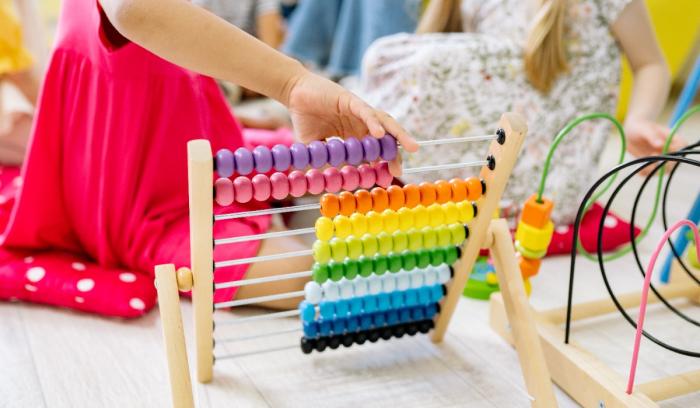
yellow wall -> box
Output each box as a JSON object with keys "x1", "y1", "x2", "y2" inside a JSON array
[{"x1": 616, "y1": 0, "x2": 700, "y2": 119}]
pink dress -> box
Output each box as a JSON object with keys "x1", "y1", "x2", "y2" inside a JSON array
[{"x1": 0, "y1": 0, "x2": 274, "y2": 317}]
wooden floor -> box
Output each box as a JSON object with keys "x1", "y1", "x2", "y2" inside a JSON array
[{"x1": 2, "y1": 107, "x2": 700, "y2": 407}]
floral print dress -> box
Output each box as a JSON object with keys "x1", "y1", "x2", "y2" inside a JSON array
[{"x1": 360, "y1": 0, "x2": 633, "y2": 224}]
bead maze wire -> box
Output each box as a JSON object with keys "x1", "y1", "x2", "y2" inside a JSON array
[
  {"x1": 564, "y1": 147, "x2": 700, "y2": 393},
  {"x1": 535, "y1": 106, "x2": 700, "y2": 263}
]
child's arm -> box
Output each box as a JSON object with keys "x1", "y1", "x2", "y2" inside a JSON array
[
  {"x1": 611, "y1": 0, "x2": 683, "y2": 157},
  {"x1": 98, "y1": 0, "x2": 417, "y2": 174}
]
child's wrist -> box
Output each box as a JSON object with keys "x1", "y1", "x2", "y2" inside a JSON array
[{"x1": 277, "y1": 59, "x2": 307, "y2": 107}]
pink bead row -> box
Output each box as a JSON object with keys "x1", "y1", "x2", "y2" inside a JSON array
[{"x1": 214, "y1": 162, "x2": 393, "y2": 206}]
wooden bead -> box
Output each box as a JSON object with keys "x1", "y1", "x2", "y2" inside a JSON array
[
  {"x1": 315, "y1": 217, "x2": 334, "y2": 241},
  {"x1": 413, "y1": 205, "x2": 429, "y2": 228},
  {"x1": 416, "y1": 249, "x2": 431, "y2": 268},
  {"x1": 270, "y1": 172, "x2": 289, "y2": 200},
  {"x1": 252, "y1": 174, "x2": 272, "y2": 201},
  {"x1": 358, "y1": 256, "x2": 373, "y2": 277},
  {"x1": 436, "y1": 226, "x2": 452, "y2": 247},
  {"x1": 214, "y1": 177, "x2": 234, "y2": 206},
  {"x1": 361, "y1": 234, "x2": 379, "y2": 257},
  {"x1": 519, "y1": 255, "x2": 542, "y2": 279},
  {"x1": 382, "y1": 209, "x2": 399, "y2": 233},
  {"x1": 401, "y1": 250, "x2": 417, "y2": 270},
  {"x1": 408, "y1": 229, "x2": 423, "y2": 251},
  {"x1": 366, "y1": 211, "x2": 383, "y2": 234},
  {"x1": 330, "y1": 262, "x2": 344, "y2": 282},
  {"x1": 419, "y1": 182, "x2": 437, "y2": 206},
  {"x1": 320, "y1": 194, "x2": 340, "y2": 218},
  {"x1": 449, "y1": 223, "x2": 467, "y2": 245},
  {"x1": 435, "y1": 180, "x2": 452, "y2": 204},
  {"x1": 387, "y1": 185, "x2": 405, "y2": 211},
  {"x1": 377, "y1": 232, "x2": 393, "y2": 255},
  {"x1": 388, "y1": 253, "x2": 403, "y2": 273},
  {"x1": 288, "y1": 170, "x2": 308, "y2": 198},
  {"x1": 304, "y1": 281, "x2": 323, "y2": 304},
  {"x1": 427, "y1": 204, "x2": 445, "y2": 227},
  {"x1": 313, "y1": 240, "x2": 331, "y2": 263},
  {"x1": 374, "y1": 161, "x2": 393, "y2": 188},
  {"x1": 312, "y1": 263, "x2": 329, "y2": 283},
  {"x1": 330, "y1": 238, "x2": 348, "y2": 262},
  {"x1": 306, "y1": 169, "x2": 325, "y2": 195},
  {"x1": 402, "y1": 184, "x2": 421, "y2": 208},
  {"x1": 515, "y1": 220, "x2": 554, "y2": 253},
  {"x1": 430, "y1": 248, "x2": 445, "y2": 266},
  {"x1": 521, "y1": 193, "x2": 554, "y2": 229},
  {"x1": 346, "y1": 236, "x2": 363, "y2": 259},
  {"x1": 392, "y1": 230, "x2": 408, "y2": 252},
  {"x1": 422, "y1": 227, "x2": 438, "y2": 249},
  {"x1": 357, "y1": 164, "x2": 376, "y2": 189},
  {"x1": 449, "y1": 178, "x2": 467, "y2": 202},
  {"x1": 371, "y1": 187, "x2": 389, "y2": 212},
  {"x1": 515, "y1": 240, "x2": 547, "y2": 260},
  {"x1": 443, "y1": 202, "x2": 459, "y2": 224},
  {"x1": 465, "y1": 177, "x2": 483, "y2": 201},
  {"x1": 445, "y1": 246, "x2": 459, "y2": 264},
  {"x1": 176, "y1": 267, "x2": 193, "y2": 291},
  {"x1": 338, "y1": 191, "x2": 356, "y2": 216},
  {"x1": 350, "y1": 213, "x2": 368, "y2": 236},
  {"x1": 344, "y1": 260, "x2": 359, "y2": 280},
  {"x1": 233, "y1": 176, "x2": 253, "y2": 203},
  {"x1": 333, "y1": 215, "x2": 352, "y2": 239},
  {"x1": 354, "y1": 189, "x2": 373, "y2": 214},
  {"x1": 397, "y1": 207, "x2": 414, "y2": 231},
  {"x1": 323, "y1": 167, "x2": 343, "y2": 193},
  {"x1": 456, "y1": 201, "x2": 475, "y2": 223},
  {"x1": 340, "y1": 166, "x2": 361, "y2": 192}
]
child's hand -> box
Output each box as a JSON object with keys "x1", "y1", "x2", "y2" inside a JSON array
[
  {"x1": 286, "y1": 72, "x2": 418, "y2": 176},
  {"x1": 625, "y1": 118, "x2": 685, "y2": 175}
]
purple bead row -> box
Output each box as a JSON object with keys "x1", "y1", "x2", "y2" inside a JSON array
[{"x1": 215, "y1": 135, "x2": 398, "y2": 178}]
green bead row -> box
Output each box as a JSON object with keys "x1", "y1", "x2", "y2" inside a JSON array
[{"x1": 311, "y1": 245, "x2": 460, "y2": 283}]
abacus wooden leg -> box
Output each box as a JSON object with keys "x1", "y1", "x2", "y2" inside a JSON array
[
  {"x1": 488, "y1": 219, "x2": 558, "y2": 408},
  {"x1": 156, "y1": 264, "x2": 195, "y2": 408},
  {"x1": 488, "y1": 262, "x2": 700, "y2": 407},
  {"x1": 188, "y1": 140, "x2": 215, "y2": 383},
  {"x1": 432, "y1": 112, "x2": 527, "y2": 342}
]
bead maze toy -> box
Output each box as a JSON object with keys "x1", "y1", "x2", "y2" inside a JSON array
[
  {"x1": 490, "y1": 113, "x2": 700, "y2": 407},
  {"x1": 154, "y1": 112, "x2": 560, "y2": 407}
]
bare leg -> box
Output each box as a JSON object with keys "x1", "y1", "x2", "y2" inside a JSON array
[{"x1": 234, "y1": 226, "x2": 313, "y2": 310}]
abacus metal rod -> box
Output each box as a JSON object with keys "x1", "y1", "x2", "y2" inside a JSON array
[
  {"x1": 216, "y1": 327, "x2": 300, "y2": 344},
  {"x1": 214, "y1": 228, "x2": 315, "y2": 246},
  {"x1": 215, "y1": 309, "x2": 300, "y2": 326},
  {"x1": 214, "y1": 344, "x2": 298, "y2": 361},
  {"x1": 215, "y1": 203, "x2": 320, "y2": 221},
  {"x1": 414, "y1": 134, "x2": 496, "y2": 146},
  {"x1": 214, "y1": 159, "x2": 489, "y2": 222},
  {"x1": 215, "y1": 270, "x2": 312, "y2": 289},
  {"x1": 215, "y1": 249, "x2": 313, "y2": 268},
  {"x1": 402, "y1": 160, "x2": 488, "y2": 175},
  {"x1": 214, "y1": 290, "x2": 305, "y2": 309}
]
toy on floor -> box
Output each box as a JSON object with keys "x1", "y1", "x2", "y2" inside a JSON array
[
  {"x1": 155, "y1": 113, "x2": 560, "y2": 408},
  {"x1": 490, "y1": 108, "x2": 700, "y2": 406}
]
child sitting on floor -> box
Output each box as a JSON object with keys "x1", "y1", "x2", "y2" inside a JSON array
[
  {"x1": 0, "y1": 0, "x2": 415, "y2": 317},
  {"x1": 360, "y1": 0, "x2": 684, "y2": 226}
]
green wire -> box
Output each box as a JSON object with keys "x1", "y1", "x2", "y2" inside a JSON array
[{"x1": 534, "y1": 106, "x2": 700, "y2": 262}]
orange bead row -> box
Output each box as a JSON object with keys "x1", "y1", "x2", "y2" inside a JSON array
[{"x1": 320, "y1": 177, "x2": 484, "y2": 218}]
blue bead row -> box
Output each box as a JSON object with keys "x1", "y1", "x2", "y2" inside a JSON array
[
  {"x1": 299, "y1": 284, "x2": 445, "y2": 323},
  {"x1": 302, "y1": 303, "x2": 439, "y2": 338}
]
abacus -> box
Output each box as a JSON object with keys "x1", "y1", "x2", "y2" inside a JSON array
[{"x1": 155, "y1": 112, "x2": 558, "y2": 408}]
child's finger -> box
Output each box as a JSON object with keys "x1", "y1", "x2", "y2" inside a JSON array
[
  {"x1": 379, "y1": 111, "x2": 418, "y2": 153},
  {"x1": 348, "y1": 97, "x2": 386, "y2": 138},
  {"x1": 388, "y1": 153, "x2": 403, "y2": 177}
]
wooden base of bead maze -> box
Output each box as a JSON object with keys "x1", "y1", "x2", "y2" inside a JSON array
[
  {"x1": 155, "y1": 112, "x2": 559, "y2": 408},
  {"x1": 489, "y1": 262, "x2": 700, "y2": 408}
]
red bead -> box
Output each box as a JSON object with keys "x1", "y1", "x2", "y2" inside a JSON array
[
  {"x1": 358, "y1": 164, "x2": 376, "y2": 189},
  {"x1": 270, "y1": 172, "x2": 289, "y2": 200},
  {"x1": 340, "y1": 165, "x2": 360, "y2": 191},
  {"x1": 288, "y1": 170, "x2": 308, "y2": 197},
  {"x1": 323, "y1": 167, "x2": 343, "y2": 193},
  {"x1": 306, "y1": 169, "x2": 325, "y2": 195},
  {"x1": 374, "y1": 161, "x2": 393, "y2": 188}
]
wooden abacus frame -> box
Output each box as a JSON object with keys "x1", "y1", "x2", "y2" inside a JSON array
[
  {"x1": 489, "y1": 261, "x2": 700, "y2": 407},
  {"x1": 155, "y1": 112, "x2": 559, "y2": 408}
]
